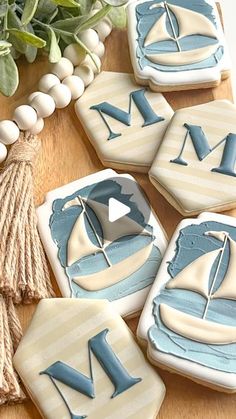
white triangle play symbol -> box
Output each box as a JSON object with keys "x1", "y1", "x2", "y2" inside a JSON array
[{"x1": 108, "y1": 198, "x2": 131, "y2": 222}]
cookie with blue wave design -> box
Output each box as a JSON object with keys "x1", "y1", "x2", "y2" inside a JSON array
[
  {"x1": 138, "y1": 212, "x2": 236, "y2": 392},
  {"x1": 127, "y1": 0, "x2": 230, "y2": 92},
  {"x1": 37, "y1": 169, "x2": 167, "y2": 318}
]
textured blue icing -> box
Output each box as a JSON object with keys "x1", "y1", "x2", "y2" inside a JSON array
[
  {"x1": 148, "y1": 221, "x2": 236, "y2": 373},
  {"x1": 136, "y1": 0, "x2": 224, "y2": 72},
  {"x1": 50, "y1": 180, "x2": 162, "y2": 300}
]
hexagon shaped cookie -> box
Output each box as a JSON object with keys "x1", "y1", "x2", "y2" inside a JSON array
[
  {"x1": 149, "y1": 100, "x2": 236, "y2": 215},
  {"x1": 14, "y1": 299, "x2": 165, "y2": 419},
  {"x1": 75, "y1": 71, "x2": 173, "y2": 173}
]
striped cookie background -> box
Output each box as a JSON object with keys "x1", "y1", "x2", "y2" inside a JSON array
[
  {"x1": 13, "y1": 299, "x2": 165, "y2": 419},
  {"x1": 75, "y1": 71, "x2": 174, "y2": 171},
  {"x1": 150, "y1": 100, "x2": 236, "y2": 214}
]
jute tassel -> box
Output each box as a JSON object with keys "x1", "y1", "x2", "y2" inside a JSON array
[
  {"x1": 0, "y1": 132, "x2": 54, "y2": 303},
  {"x1": 0, "y1": 295, "x2": 25, "y2": 404}
]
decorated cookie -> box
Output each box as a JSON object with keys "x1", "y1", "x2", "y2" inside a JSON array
[
  {"x1": 37, "y1": 169, "x2": 167, "y2": 317},
  {"x1": 127, "y1": 0, "x2": 231, "y2": 92},
  {"x1": 14, "y1": 299, "x2": 165, "y2": 418},
  {"x1": 138, "y1": 212, "x2": 236, "y2": 392},
  {"x1": 75, "y1": 71, "x2": 173, "y2": 172},
  {"x1": 149, "y1": 100, "x2": 236, "y2": 215}
]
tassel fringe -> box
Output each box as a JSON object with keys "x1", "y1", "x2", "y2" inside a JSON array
[{"x1": 0, "y1": 132, "x2": 54, "y2": 303}]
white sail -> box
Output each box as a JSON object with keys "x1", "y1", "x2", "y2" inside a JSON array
[
  {"x1": 67, "y1": 210, "x2": 99, "y2": 267},
  {"x1": 73, "y1": 241, "x2": 153, "y2": 291},
  {"x1": 85, "y1": 198, "x2": 150, "y2": 246},
  {"x1": 146, "y1": 43, "x2": 218, "y2": 66},
  {"x1": 160, "y1": 304, "x2": 236, "y2": 345},
  {"x1": 144, "y1": 11, "x2": 170, "y2": 47},
  {"x1": 168, "y1": 4, "x2": 218, "y2": 40},
  {"x1": 213, "y1": 237, "x2": 236, "y2": 300},
  {"x1": 166, "y1": 249, "x2": 220, "y2": 299}
]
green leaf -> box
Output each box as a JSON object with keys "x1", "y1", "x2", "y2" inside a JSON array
[
  {"x1": 25, "y1": 24, "x2": 38, "y2": 63},
  {"x1": 7, "y1": 29, "x2": 46, "y2": 48},
  {"x1": 52, "y1": 15, "x2": 85, "y2": 32},
  {"x1": 78, "y1": 0, "x2": 95, "y2": 14},
  {"x1": 0, "y1": 53, "x2": 19, "y2": 96},
  {"x1": 21, "y1": 0, "x2": 40, "y2": 25},
  {"x1": 7, "y1": 8, "x2": 27, "y2": 53},
  {"x1": 0, "y1": 3, "x2": 8, "y2": 18},
  {"x1": 48, "y1": 27, "x2": 61, "y2": 62},
  {"x1": 108, "y1": 5, "x2": 126, "y2": 28},
  {"x1": 76, "y1": 4, "x2": 112, "y2": 33},
  {"x1": 35, "y1": 0, "x2": 57, "y2": 20},
  {"x1": 0, "y1": 41, "x2": 12, "y2": 51},
  {"x1": 53, "y1": 0, "x2": 80, "y2": 7}
]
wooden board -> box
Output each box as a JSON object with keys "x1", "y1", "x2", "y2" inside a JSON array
[{"x1": 1, "y1": 22, "x2": 236, "y2": 419}]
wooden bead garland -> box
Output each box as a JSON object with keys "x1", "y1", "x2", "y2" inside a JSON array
[{"x1": 0, "y1": 12, "x2": 113, "y2": 406}]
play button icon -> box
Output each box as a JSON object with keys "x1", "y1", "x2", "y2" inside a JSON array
[{"x1": 108, "y1": 197, "x2": 131, "y2": 222}]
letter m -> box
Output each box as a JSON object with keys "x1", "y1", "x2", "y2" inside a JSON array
[
  {"x1": 90, "y1": 89, "x2": 164, "y2": 140},
  {"x1": 171, "y1": 123, "x2": 236, "y2": 178},
  {"x1": 40, "y1": 329, "x2": 141, "y2": 419}
]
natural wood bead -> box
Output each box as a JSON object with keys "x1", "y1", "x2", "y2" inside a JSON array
[
  {"x1": 93, "y1": 41, "x2": 105, "y2": 58},
  {"x1": 0, "y1": 120, "x2": 20, "y2": 145},
  {"x1": 48, "y1": 84, "x2": 72, "y2": 109},
  {"x1": 94, "y1": 20, "x2": 112, "y2": 42},
  {"x1": 39, "y1": 74, "x2": 60, "y2": 93},
  {"x1": 51, "y1": 57, "x2": 74, "y2": 80},
  {"x1": 0, "y1": 143, "x2": 7, "y2": 163},
  {"x1": 63, "y1": 44, "x2": 86, "y2": 66},
  {"x1": 62, "y1": 76, "x2": 85, "y2": 100},
  {"x1": 78, "y1": 29, "x2": 99, "y2": 52},
  {"x1": 30, "y1": 93, "x2": 56, "y2": 118},
  {"x1": 13, "y1": 105, "x2": 37, "y2": 130},
  {"x1": 74, "y1": 64, "x2": 94, "y2": 87},
  {"x1": 29, "y1": 118, "x2": 44, "y2": 135},
  {"x1": 28, "y1": 91, "x2": 41, "y2": 103},
  {"x1": 81, "y1": 53, "x2": 101, "y2": 74}
]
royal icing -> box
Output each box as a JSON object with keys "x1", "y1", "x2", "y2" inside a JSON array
[
  {"x1": 75, "y1": 71, "x2": 173, "y2": 172},
  {"x1": 14, "y1": 299, "x2": 165, "y2": 418},
  {"x1": 37, "y1": 169, "x2": 167, "y2": 317},
  {"x1": 127, "y1": 0, "x2": 230, "y2": 90},
  {"x1": 138, "y1": 212, "x2": 236, "y2": 391},
  {"x1": 149, "y1": 100, "x2": 236, "y2": 215}
]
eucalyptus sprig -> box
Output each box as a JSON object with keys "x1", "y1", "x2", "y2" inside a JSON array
[{"x1": 0, "y1": 0, "x2": 127, "y2": 96}]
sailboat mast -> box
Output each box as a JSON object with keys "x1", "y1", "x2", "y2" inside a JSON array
[
  {"x1": 202, "y1": 234, "x2": 228, "y2": 320},
  {"x1": 164, "y1": 1, "x2": 181, "y2": 52},
  {"x1": 78, "y1": 196, "x2": 112, "y2": 267}
]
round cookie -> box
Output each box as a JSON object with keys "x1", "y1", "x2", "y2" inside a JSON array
[
  {"x1": 138, "y1": 212, "x2": 236, "y2": 392},
  {"x1": 127, "y1": 0, "x2": 231, "y2": 92},
  {"x1": 14, "y1": 299, "x2": 166, "y2": 418},
  {"x1": 75, "y1": 71, "x2": 174, "y2": 173},
  {"x1": 149, "y1": 99, "x2": 236, "y2": 215}
]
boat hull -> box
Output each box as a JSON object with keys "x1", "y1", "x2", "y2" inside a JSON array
[{"x1": 160, "y1": 304, "x2": 236, "y2": 345}]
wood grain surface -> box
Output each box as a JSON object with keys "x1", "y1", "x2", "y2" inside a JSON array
[{"x1": 0, "y1": 23, "x2": 236, "y2": 419}]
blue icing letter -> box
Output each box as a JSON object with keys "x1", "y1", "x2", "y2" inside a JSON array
[
  {"x1": 40, "y1": 329, "x2": 141, "y2": 418},
  {"x1": 90, "y1": 89, "x2": 164, "y2": 141}
]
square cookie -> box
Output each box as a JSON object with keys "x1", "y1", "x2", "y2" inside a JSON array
[
  {"x1": 75, "y1": 71, "x2": 173, "y2": 173},
  {"x1": 138, "y1": 212, "x2": 236, "y2": 392},
  {"x1": 127, "y1": 0, "x2": 231, "y2": 92},
  {"x1": 14, "y1": 299, "x2": 166, "y2": 418},
  {"x1": 149, "y1": 100, "x2": 236, "y2": 215},
  {"x1": 37, "y1": 169, "x2": 167, "y2": 317}
]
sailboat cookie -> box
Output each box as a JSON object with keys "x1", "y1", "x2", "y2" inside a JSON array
[
  {"x1": 127, "y1": 0, "x2": 231, "y2": 92},
  {"x1": 14, "y1": 299, "x2": 166, "y2": 419},
  {"x1": 149, "y1": 100, "x2": 236, "y2": 215},
  {"x1": 37, "y1": 169, "x2": 167, "y2": 317},
  {"x1": 138, "y1": 212, "x2": 236, "y2": 392},
  {"x1": 75, "y1": 71, "x2": 173, "y2": 173}
]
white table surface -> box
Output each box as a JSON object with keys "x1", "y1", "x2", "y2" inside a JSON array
[{"x1": 220, "y1": 0, "x2": 235, "y2": 100}]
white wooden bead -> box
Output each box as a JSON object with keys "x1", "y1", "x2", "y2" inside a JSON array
[
  {"x1": 81, "y1": 53, "x2": 101, "y2": 74},
  {"x1": 28, "y1": 91, "x2": 41, "y2": 103},
  {"x1": 62, "y1": 76, "x2": 85, "y2": 100},
  {"x1": 39, "y1": 74, "x2": 60, "y2": 93},
  {"x1": 49, "y1": 84, "x2": 72, "y2": 109},
  {"x1": 29, "y1": 118, "x2": 44, "y2": 135},
  {"x1": 13, "y1": 105, "x2": 37, "y2": 130},
  {"x1": 30, "y1": 93, "x2": 56, "y2": 118},
  {"x1": 0, "y1": 120, "x2": 20, "y2": 145},
  {"x1": 0, "y1": 143, "x2": 7, "y2": 163},
  {"x1": 78, "y1": 29, "x2": 99, "y2": 52},
  {"x1": 93, "y1": 41, "x2": 105, "y2": 58},
  {"x1": 74, "y1": 65, "x2": 94, "y2": 87},
  {"x1": 94, "y1": 20, "x2": 112, "y2": 42},
  {"x1": 63, "y1": 44, "x2": 86, "y2": 67},
  {"x1": 51, "y1": 57, "x2": 74, "y2": 80}
]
